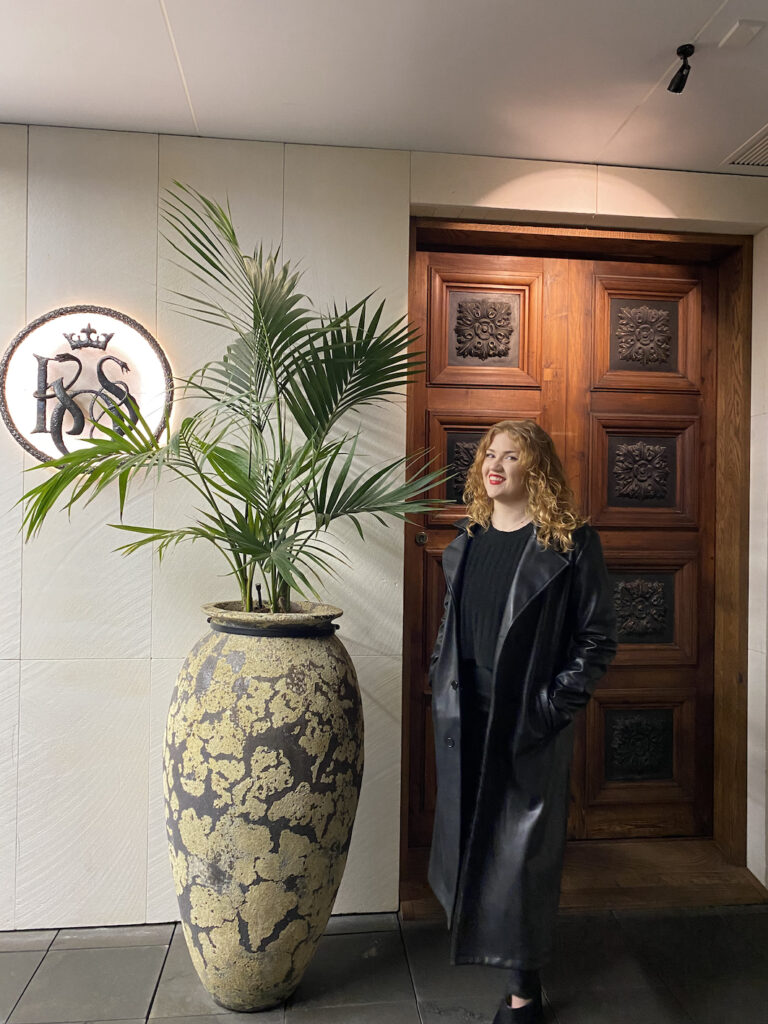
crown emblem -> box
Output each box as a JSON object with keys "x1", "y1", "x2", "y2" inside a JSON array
[{"x1": 63, "y1": 323, "x2": 114, "y2": 351}]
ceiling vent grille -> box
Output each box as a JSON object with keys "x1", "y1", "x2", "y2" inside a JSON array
[{"x1": 726, "y1": 124, "x2": 768, "y2": 168}]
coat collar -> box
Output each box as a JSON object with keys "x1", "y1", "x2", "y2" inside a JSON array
[{"x1": 443, "y1": 516, "x2": 572, "y2": 670}]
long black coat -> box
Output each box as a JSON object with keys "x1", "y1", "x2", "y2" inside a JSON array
[{"x1": 428, "y1": 517, "x2": 618, "y2": 970}]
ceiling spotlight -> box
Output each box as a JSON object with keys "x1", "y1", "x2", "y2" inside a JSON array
[{"x1": 668, "y1": 43, "x2": 695, "y2": 93}]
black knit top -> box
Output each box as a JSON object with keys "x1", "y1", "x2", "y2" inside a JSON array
[{"x1": 458, "y1": 520, "x2": 533, "y2": 673}]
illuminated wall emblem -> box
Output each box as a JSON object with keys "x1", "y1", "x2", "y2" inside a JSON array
[{"x1": 0, "y1": 305, "x2": 173, "y2": 462}]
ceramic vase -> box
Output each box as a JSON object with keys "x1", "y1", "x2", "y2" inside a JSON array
[{"x1": 163, "y1": 601, "x2": 364, "y2": 1011}]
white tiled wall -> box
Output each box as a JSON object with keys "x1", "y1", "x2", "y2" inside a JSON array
[
  {"x1": 411, "y1": 150, "x2": 768, "y2": 233},
  {"x1": 0, "y1": 660, "x2": 20, "y2": 927},
  {"x1": 410, "y1": 151, "x2": 598, "y2": 220},
  {"x1": 15, "y1": 659, "x2": 151, "y2": 927},
  {"x1": 20, "y1": 487, "x2": 154, "y2": 662},
  {"x1": 1, "y1": 126, "x2": 768, "y2": 928},
  {"x1": 283, "y1": 145, "x2": 411, "y2": 909},
  {"x1": 334, "y1": 656, "x2": 403, "y2": 913},
  {"x1": 1, "y1": 126, "x2": 411, "y2": 928},
  {"x1": 21, "y1": 127, "x2": 158, "y2": 667},
  {"x1": 0, "y1": 125, "x2": 27, "y2": 664},
  {"x1": 151, "y1": 135, "x2": 285, "y2": 662},
  {"x1": 0, "y1": 124, "x2": 27, "y2": 930},
  {"x1": 26, "y1": 127, "x2": 159, "y2": 326},
  {"x1": 283, "y1": 145, "x2": 410, "y2": 312},
  {"x1": 146, "y1": 657, "x2": 183, "y2": 923}
]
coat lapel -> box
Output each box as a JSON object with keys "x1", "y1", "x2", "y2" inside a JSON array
[
  {"x1": 491, "y1": 522, "x2": 570, "y2": 672},
  {"x1": 441, "y1": 518, "x2": 571, "y2": 672},
  {"x1": 441, "y1": 524, "x2": 470, "y2": 600}
]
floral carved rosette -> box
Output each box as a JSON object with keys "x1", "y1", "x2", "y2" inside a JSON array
[{"x1": 454, "y1": 298, "x2": 514, "y2": 360}]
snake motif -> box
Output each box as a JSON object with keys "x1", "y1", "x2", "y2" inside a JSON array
[{"x1": 36, "y1": 353, "x2": 138, "y2": 454}]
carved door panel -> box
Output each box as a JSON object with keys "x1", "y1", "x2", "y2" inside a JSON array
[{"x1": 405, "y1": 250, "x2": 716, "y2": 847}]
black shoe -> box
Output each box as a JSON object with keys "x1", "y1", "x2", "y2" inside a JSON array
[{"x1": 491, "y1": 987, "x2": 543, "y2": 1023}]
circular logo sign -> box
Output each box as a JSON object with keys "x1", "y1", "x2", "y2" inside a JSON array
[{"x1": 0, "y1": 305, "x2": 173, "y2": 462}]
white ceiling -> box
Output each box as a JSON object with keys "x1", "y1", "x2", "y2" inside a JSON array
[{"x1": 2, "y1": 0, "x2": 768, "y2": 176}]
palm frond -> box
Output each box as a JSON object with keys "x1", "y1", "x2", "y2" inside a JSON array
[
  {"x1": 312, "y1": 441, "x2": 454, "y2": 529},
  {"x1": 19, "y1": 181, "x2": 456, "y2": 612},
  {"x1": 282, "y1": 299, "x2": 425, "y2": 442}
]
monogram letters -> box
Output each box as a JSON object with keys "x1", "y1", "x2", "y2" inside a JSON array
[{"x1": 0, "y1": 305, "x2": 173, "y2": 462}]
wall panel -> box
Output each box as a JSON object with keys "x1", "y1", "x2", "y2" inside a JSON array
[
  {"x1": 21, "y1": 127, "x2": 159, "y2": 662},
  {"x1": 151, "y1": 135, "x2": 285, "y2": 662},
  {"x1": 0, "y1": 661, "x2": 20, "y2": 929},
  {"x1": 0, "y1": 124, "x2": 28, "y2": 664},
  {"x1": 283, "y1": 145, "x2": 410, "y2": 910},
  {"x1": 146, "y1": 658, "x2": 183, "y2": 922},
  {"x1": 15, "y1": 659, "x2": 150, "y2": 928}
]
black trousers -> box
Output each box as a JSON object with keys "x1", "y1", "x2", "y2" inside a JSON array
[{"x1": 459, "y1": 660, "x2": 542, "y2": 1000}]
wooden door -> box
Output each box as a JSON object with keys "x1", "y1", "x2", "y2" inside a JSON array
[{"x1": 405, "y1": 249, "x2": 717, "y2": 847}]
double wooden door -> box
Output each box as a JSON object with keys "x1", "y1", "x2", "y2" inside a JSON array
[{"x1": 405, "y1": 249, "x2": 717, "y2": 846}]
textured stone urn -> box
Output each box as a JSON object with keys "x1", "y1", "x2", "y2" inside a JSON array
[{"x1": 163, "y1": 601, "x2": 364, "y2": 1012}]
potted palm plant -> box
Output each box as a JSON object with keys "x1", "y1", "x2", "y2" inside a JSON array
[{"x1": 21, "y1": 183, "x2": 449, "y2": 1012}]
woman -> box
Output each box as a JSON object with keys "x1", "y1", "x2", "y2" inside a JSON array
[{"x1": 427, "y1": 419, "x2": 618, "y2": 1023}]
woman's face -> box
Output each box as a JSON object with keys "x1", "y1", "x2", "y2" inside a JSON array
[{"x1": 481, "y1": 431, "x2": 527, "y2": 504}]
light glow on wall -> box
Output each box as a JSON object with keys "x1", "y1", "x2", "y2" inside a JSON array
[{"x1": 0, "y1": 305, "x2": 173, "y2": 462}]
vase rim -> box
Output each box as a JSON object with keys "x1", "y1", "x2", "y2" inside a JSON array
[{"x1": 202, "y1": 600, "x2": 343, "y2": 630}]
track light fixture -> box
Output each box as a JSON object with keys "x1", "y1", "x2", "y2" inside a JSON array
[{"x1": 668, "y1": 43, "x2": 695, "y2": 93}]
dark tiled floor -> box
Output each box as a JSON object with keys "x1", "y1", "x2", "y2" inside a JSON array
[{"x1": 1, "y1": 906, "x2": 767, "y2": 1023}]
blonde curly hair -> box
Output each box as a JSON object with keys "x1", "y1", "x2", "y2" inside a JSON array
[{"x1": 462, "y1": 419, "x2": 588, "y2": 553}]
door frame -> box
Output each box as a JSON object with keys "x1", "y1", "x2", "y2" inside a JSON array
[{"x1": 401, "y1": 216, "x2": 753, "y2": 872}]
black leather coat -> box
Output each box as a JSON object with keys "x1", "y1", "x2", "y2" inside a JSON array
[{"x1": 428, "y1": 518, "x2": 618, "y2": 970}]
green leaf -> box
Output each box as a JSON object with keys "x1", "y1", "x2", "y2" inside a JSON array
[{"x1": 19, "y1": 180, "x2": 456, "y2": 614}]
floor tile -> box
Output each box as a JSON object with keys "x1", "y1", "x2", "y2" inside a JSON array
[
  {"x1": 658, "y1": 973, "x2": 768, "y2": 1024},
  {"x1": 287, "y1": 1002, "x2": 420, "y2": 1022},
  {"x1": 418, "y1": 995, "x2": 558, "y2": 1023},
  {"x1": 324, "y1": 913, "x2": 399, "y2": 935},
  {"x1": 1, "y1": 906, "x2": 763, "y2": 1024},
  {"x1": 715, "y1": 905, "x2": 768, "y2": 972},
  {"x1": 287, "y1": 931, "x2": 414, "y2": 1010},
  {"x1": 148, "y1": 929, "x2": 282, "y2": 1020},
  {"x1": 399, "y1": 920, "x2": 504, "y2": 1015},
  {"x1": 716, "y1": 902, "x2": 768, "y2": 913},
  {"x1": 540, "y1": 911, "x2": 660, "y2": 997},
  {"x1": 0, "y1": 933, "x2": 56, "y2": 952},
  {"x1": 0, "y1": 951, "x2": 46, "y2": 1023},
  {"x1": 52, "y1": 924, "x2": 174, "y2": 949},
  {"x1": 7, "y1": 946, "x2": 166, "y2": 1023},
  {"x1": 612, "y1": 909, "x2": 768, "y2": 1024},
  {"x1": 549, "y1": 982, "x2": 695, "y2": 1024},
  {"x1": 155, "y1": 1017, "x2": 282, "y2": 1024},
  {"x1": 615, "y1": 909, "x2": 742, "y2": 983}
]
